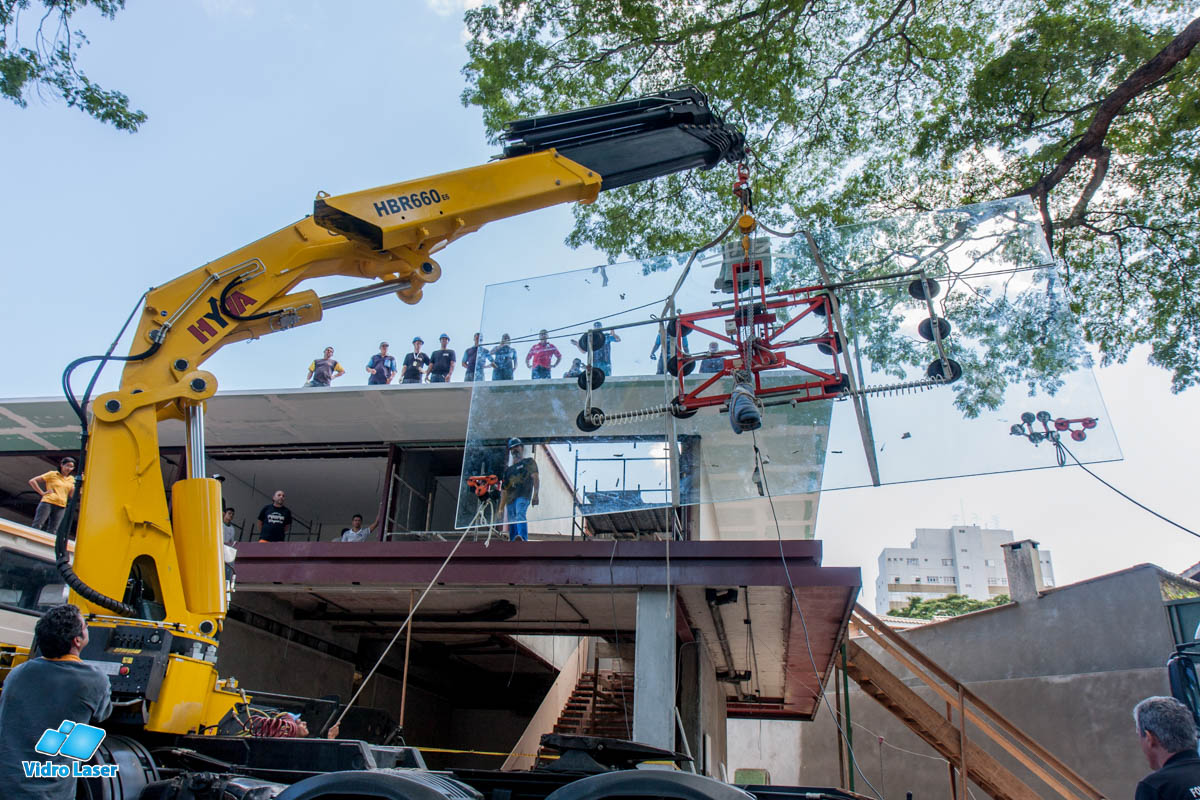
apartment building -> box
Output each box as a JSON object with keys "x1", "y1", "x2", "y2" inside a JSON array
[{"x1": 875, "y1": 525, "x2": 1055, "y2": 614}]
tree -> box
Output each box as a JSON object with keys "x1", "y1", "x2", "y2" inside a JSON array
[
  {"x1": 461, "y1": 1, "x2": 1200, "y2": 392},
  {"x1": 891, "y1": 593, "x2": 1011, "y2": 619},
  {"x1": 1, "y1": 0, "x2": 145, "y2": 131}
]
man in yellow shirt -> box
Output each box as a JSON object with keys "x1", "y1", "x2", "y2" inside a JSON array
[{"x1": 27, "y1": 457, "x2": 76, "y2": 533}]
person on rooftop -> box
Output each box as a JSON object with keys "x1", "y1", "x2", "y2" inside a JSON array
[
  {"x1": 489, "y1": 334, "x2": 517, "y2": 381},
  {"x1": 575, "y1": 322, "x2": 621, "y2": 376},
  {"x1": 428, "y1": 334, "x2": 455, "y2": 383},
  {"x1": 462, "y1": 333, "x2": 488, "y2": 382},
  {"x1": 306, "y1": 346, "x2": 345, "y2": 387},
  {"x1": 526, "y1": 330, "x2": 561, "y2": 379},
  {"x1": 650, "y1": 329, "x2": 690, "y2": 375},
  {"x1": 401, "y1": 337, "x2": 430, "y2": 384},
  {"x1": 564, "y1": 358, "x2": 584, "y2": 378},
  {"x1": 366, "y1": 341, "x2": 397, "y2": 385}
]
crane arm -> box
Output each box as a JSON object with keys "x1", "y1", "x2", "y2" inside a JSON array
[{"x1": 64, "y1": 88, "x2": 743, "y2": 734}]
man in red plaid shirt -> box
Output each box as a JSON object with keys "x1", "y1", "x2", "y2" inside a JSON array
[{"x1": 525, "y1": 329, "x2": 562, "y2": 379}]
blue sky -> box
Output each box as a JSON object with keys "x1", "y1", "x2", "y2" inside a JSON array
[{"x1": 1, "y1": 0, "x2": 1196, "y2": 605}]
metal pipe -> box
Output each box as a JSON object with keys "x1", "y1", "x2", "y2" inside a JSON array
[
  {"x1": 318, "y1": 277, "x2": 413, "y2": 310},
  {"x1": 185, "y1": 402, "x2": 206, "y2": 479}
]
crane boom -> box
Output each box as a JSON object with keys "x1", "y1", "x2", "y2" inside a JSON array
[{"x1": 59, "y1": 88, "x2": 744, "y2": 734}]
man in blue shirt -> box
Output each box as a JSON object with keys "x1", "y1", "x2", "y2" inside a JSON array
[
  {"x1": 576, "y1": 322, "x2": 621, "y2": 375},
  {"x1": 0, "y1": 604, "x2": 113, "y2": 800},
  {"x1": 650, "y1": 330, "x2": 690, "y2": 374},
  {"x1": 366, "y1": 342, "x2": 397, "y2": 385},
  {"x1": 489, "y1": 334, "x2": 517, "y2": 381}
]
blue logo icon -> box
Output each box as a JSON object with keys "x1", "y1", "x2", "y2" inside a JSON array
[{"x1": 33, "y1": 720, "x2": 106, "y2": 761}]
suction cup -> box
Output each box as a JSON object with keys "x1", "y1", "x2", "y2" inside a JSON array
[
  {"x1": 667, "y1": 355, "x2": 696, "y2": 377},
  {"x1": 926, "y1": 357, "x2": 963, "y2": 383},
  {"x1": 576, "y1": 409, "x2": 603, "y2": 433},
  {"x1": 908, "y1": 278, "x2": 941, "y2": 300},
  {"x1": 917, "y1": 317, "x2": 951, "y2": 341},
  {"x1": 577, "y1": 366, "x2": 605, "y2": 391}
]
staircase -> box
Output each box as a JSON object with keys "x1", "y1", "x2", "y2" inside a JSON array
[
  {"x1": 551, "y1": 669, "x2": 634, "y2": 740},
  {"x1": 843, "y1": 605, "x2": 1107, "y2": 800}
]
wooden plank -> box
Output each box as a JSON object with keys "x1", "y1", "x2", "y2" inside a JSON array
[{"x1": 845, "y1": 642, "x2": 1041, "y2": 800}]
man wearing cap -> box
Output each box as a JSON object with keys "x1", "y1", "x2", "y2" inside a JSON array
[
  {"x1": 699, "y1": 342, "x2": 724, "y2": 373},
  {"x1": 27, "y1": 457, "x2": 76, "y2": 533},
  {"x1": 428, "y1": 334, "x2": 456, "y2": 383},
  {"x1": 401, "y1": 337, "x2": 431, "y2": 384},
  {"x1": 499, "y1": 438, "x2": 539, "y2": 542},
  {"x1": 366, "y1": 342, "x2": 397, "y2": 385},
  {"x1": 462, "y1": 333, "x2": 488, "y2": 382},
  {"x1": 526, "y1": 329, "x2": 562, "y2": 379},
  {"x1": 576, "y1": 321, "x2": 621, "y2": 375},
  {"x1": 306, "y1": 346, "x2": 345, "y2": 387}
]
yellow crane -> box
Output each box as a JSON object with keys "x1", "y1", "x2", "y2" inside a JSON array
[{"x1": 15, "y1": 88, "x2": 744, "y2": 737}]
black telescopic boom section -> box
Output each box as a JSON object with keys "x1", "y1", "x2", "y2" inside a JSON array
[{"x1": 501, "y1": 87, "x2": 746, "y2": 190}]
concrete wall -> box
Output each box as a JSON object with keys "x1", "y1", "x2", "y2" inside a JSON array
[
  {"x1": 727, "y1": 719, "x2": 802, "y2": 785},
  {"x1": 679, "y1": 638, "x2": 728, "y2": 777},
  {"x1": 800, "y1": 565, "x2": 1179, "y2": 799},
  {"x1": 528, "y1": 445, "x2": 579, "y2": 537}
]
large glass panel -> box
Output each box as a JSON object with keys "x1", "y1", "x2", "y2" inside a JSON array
[{"x1": 457, "y1": 196, "x2": 1121, "y2": 529}]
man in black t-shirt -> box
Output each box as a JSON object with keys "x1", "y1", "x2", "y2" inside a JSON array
[
  {"x1": 428, "y1": 334, "x2": 456, "y2": 382},
  {"x1": 1133, "y1": 696, "x2": 1200, "y2": 799},
  {"x1": 402, "y1": 337, "x2": 431, "y2": 384},
  {"x1": 256, "y1": 490, "x2": 293, "y2": 542}
]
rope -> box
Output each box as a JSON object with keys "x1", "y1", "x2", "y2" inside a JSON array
[
  {"x1": 1055, "y1": 441, "x2": 1199, "y2": 539},
  {"x1": 331, "y1": 527, "x2": 472, "y2": 729},
  {"x1": 751, "y1": 430, "x2": 884, "y2": 800}
]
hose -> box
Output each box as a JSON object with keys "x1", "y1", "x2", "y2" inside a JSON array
[{"x1": 56, "y1": 290, "x2": 155, "y2": 618}]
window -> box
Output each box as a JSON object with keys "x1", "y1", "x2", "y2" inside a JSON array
[
  {"x1": 942, "y1": 558, "x2": 954, "y2": 566},
  {"x1": 0, "y1": 549, "x2": 62, "y2": 614},
  {"x1": 893, "y1": 577, "x2": 901, "y2": 583},
  {"x1": 907, "y1": 558, "x2": 920, "y2": 565},
  {"x1": 984, "y1": 559, "x2": 997, "y2": 567},
  {"x1": 960, "y1": 548, "x2": 968, "y2": 553},
  {"x1": 988, "y1": 578, "x2": 1008, "y2": 586},
  {"x1": 962, "y1": 564, "x2": 970, "y2": 569}
]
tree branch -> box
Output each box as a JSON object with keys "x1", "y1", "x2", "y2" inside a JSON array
[
  {"x1": 1026, "y1": 14, "x2": 1200, "y2": 202},
  {"x1": 1060, "y1": 145, "x2": 1110, "y2": 229}
]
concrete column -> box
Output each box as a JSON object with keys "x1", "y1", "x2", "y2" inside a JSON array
[
  {"x1": 1001, "y1": 539, "x2": 1045, "y2": 602},
  {"x1": 633, "y1": 587, "x2": 676, "y2": 751}
]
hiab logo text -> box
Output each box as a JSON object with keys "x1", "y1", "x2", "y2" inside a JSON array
[{"x1": 21, "y1": 720, "x2": 118, "y2": 779}]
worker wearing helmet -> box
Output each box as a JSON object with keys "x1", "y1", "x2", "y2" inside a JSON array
[
  {"x1": 401, "y1": 337, "x2": 430, "y2": 384},
  {"x1": 499, "y1": 438, "x2": 539, "y2": 542}
]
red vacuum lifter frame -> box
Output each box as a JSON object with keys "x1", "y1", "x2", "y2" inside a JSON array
[{"x1": 670, "y1": 254, "x2": 848, "y2": 412}]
